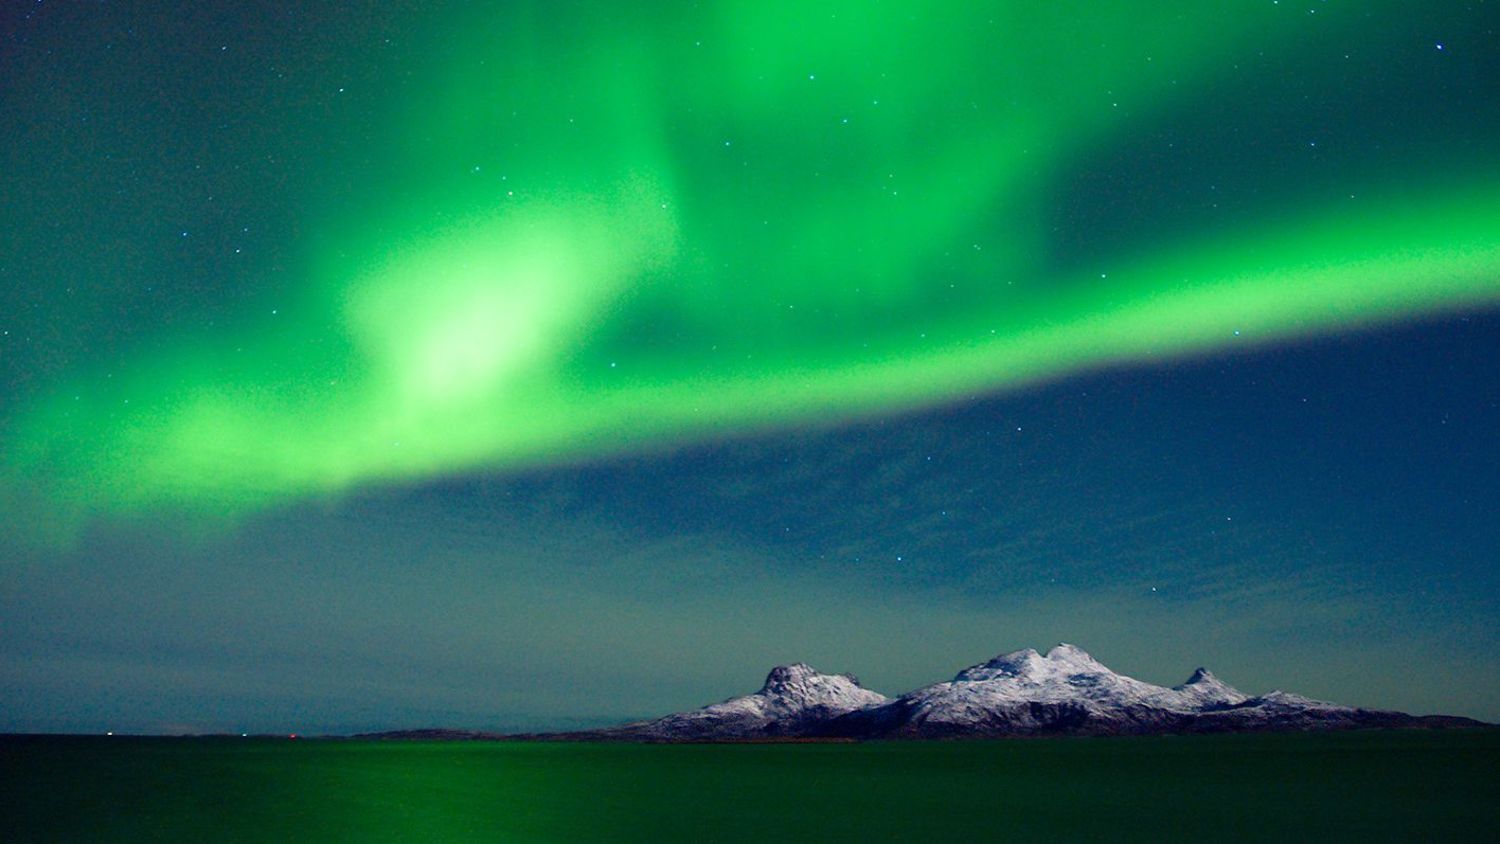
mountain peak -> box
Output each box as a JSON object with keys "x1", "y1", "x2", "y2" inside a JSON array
[
  {"x1": 1045, "y1": 643, "x2": 1101, "y2": 665},
  {"x1": 1173, "y1": 667, "x2": 1249, "y2": 706},
  {"x1": 761, "y1": 663, "x2": 820, "y2": 692},
  {"x1": 620, "y1": 662, "x2": 886, "y2": 740},
  {"x1": 954, "y1": 644, "x2": 1109, "y2": 682},
  {"x1": 757, "y1": 664, "x2": 879, "y2": 707},
  {"x1": 954, "y1": 648, "x2": 1045, "y2": 681}
]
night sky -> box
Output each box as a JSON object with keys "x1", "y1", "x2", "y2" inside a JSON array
[{"x1": 3, "y1": 2, "x2": 1498, "y2": 734}]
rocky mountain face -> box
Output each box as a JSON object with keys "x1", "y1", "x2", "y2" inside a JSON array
[
  {"x1": 601, "y1": 663, "x2": 888, "y2": 740},
  {"x1": 572, "y1": 644, "x2": 1483, "y2": 741}
]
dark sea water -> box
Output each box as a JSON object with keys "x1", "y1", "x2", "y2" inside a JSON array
[{"x1": 3, "y1": 730, "x2": 1497, "y2": 842}]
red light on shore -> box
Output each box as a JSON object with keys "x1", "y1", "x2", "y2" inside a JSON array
[{"x1": 289, "y1": 734, "x2": 298, "y2": 740}]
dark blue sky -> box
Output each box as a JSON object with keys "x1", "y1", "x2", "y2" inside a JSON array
[
  {"x1": 2, "y1": 2, "x2": 1498, "y2": 734},
  {"x1": 6, "y1": 311, "x2": 1497, "y2": 733}
]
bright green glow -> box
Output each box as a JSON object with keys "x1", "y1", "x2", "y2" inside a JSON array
[
  {"x1": 347, "y1": 179, "x2": 677, "y2": 413},
  {"x1": 5, "y1": 1, "x2": 1498, "y2": 526}
]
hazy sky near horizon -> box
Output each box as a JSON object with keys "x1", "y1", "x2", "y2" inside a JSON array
[{"x1": 3, "y1": 2, "x2": 1498, "y2": 733}]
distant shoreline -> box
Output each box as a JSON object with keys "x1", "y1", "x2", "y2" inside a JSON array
[{"x1": 5, "y1": 724, "x2": 1493, "y2": 743}]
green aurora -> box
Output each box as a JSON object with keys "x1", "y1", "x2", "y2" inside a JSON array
[{"x1": 5, "y1": 1, "x2": 1498, "y2": 527}]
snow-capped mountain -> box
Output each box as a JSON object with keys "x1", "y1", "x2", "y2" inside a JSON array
[
  {"x1": 831, "y1": 643, "x2": 1235, "y2": 736},
  {"x1": 602, "y1": 663, "x2": 888, "y2": 740},
  {"x1": 820, "y1": 644, "x2": 1476, "y2": 738},
  {"x1": 1172, "y1": 667, "x2": 1250, "y2": 708},
  {"x1": 360, "y1": 644, "x2": 1481, "y2": 742},
  {"x1": 564, "y1": 644, "x2": 1481, "y2": 741}
]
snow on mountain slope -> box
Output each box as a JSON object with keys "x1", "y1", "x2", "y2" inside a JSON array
[
  {"x1": 616, "y1": 663, "x2": 887, "y2": 739},
  {"x1": 539, "y1": 644, "x2": 1482, "y2": 741},
  {"x1": 941, "y1": 643, "x2": 1209, "y2": 710},
  {"x1": 821, "y1": 644, "x2": 1388, "y2": 738},
  {"x1": 1172, "y1": 667, "x2": 1251, "y2": 708}
]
